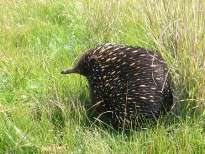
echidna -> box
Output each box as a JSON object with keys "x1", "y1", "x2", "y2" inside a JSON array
[{"x1": 61, "y1": 43, "x2": 173, "y2": 130}]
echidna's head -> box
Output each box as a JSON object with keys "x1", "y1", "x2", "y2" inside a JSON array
[{"x1": 61, "y1": 53, "x2": 98, "y2": 77}]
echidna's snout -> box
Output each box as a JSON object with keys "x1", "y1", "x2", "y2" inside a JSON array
[{"x1": 61, "y1": 68, "x2": 77, "y2": 74}]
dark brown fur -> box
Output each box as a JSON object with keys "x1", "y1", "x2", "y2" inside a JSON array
[{"x1": 61, "y1": 43, "x2": 173, "y2": 130}]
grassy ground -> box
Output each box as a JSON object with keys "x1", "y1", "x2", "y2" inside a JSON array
[{"x1": 0, "y1": 0, "x2": 205, "y2": 153}]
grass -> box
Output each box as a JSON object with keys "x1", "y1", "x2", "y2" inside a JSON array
[{"x1": 0, "y1": 0, "x2": 205, "y2": 153}]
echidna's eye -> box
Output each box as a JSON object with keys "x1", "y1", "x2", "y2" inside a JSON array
[{"x1": 89, "y1": 55, "x2": 97, "y2": 64}]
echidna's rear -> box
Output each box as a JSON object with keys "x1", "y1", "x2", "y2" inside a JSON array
[{"x1": 62, "y1": 43, "x2": 173, "y2": 130}]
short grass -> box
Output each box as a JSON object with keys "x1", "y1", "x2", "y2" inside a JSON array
[{"x1": 0, "y1": 0, "x2": 205, "y2": 153}]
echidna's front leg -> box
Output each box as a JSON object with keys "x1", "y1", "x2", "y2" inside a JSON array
[{"x1": 89, "y1": 89, "x2": 112, "y2": 124}]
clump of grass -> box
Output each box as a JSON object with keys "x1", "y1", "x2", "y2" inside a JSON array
[
  {"x1": 80, "y1": 0, "x2": 123, "y2": 44},
  {"x1": 141, "y1": 0, "x2": 205, "y2": 113}
]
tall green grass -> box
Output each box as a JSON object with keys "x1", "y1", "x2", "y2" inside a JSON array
[{"x1": 0, "y1": 0, "x2": 205, "y2": 153}]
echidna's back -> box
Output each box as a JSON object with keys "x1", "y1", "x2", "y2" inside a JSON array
[{"x1": 86, "y1": 44, "x2": 173, "y2": 129}]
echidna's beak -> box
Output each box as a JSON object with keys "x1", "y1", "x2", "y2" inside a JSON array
[{"x1": 61, "y1": 68, "x2": 77, "y2": 74}]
